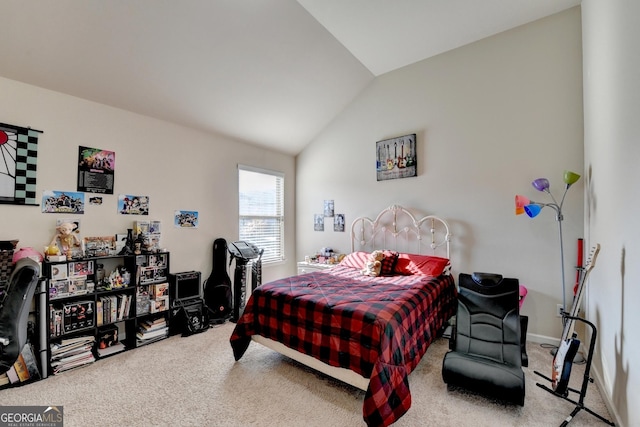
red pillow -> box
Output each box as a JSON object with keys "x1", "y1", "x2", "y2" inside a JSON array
[{"x1": 394, "y1": 254, "x2": 450, "y2": 277}]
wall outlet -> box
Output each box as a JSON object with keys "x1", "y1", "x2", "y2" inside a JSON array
[{"x1": 556, "y1": 304, "x2": 564, "y2": 317}]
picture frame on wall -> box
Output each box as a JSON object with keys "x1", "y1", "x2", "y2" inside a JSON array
[{"x1": 376, "y1": 134, "x2": 417, "y2": 181}]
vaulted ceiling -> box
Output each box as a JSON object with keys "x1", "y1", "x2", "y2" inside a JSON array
[{"x1": 0, "y1": 0, "x2": 580, "y2": 155}]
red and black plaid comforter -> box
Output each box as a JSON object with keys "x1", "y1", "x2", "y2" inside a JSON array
[{"x1": 230, "y1": 265, "x2": 457, "y2": 427}]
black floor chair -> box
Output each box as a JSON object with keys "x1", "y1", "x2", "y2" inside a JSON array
[
  {"x1": 0, "y1": 258, "x2": 40, "y2": 373},
  {"x1": 442, "y1": 272, "x2": 525, "y2": 405}
]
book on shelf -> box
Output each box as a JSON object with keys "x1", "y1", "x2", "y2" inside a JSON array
[
  {"x1": 117, "y1": 294, "x2": 129, "y2": 320},
  {"x1": 52, "y1": 349, "x2": 95, "y2": 365},
  {"x1": 96, "y1": 298, "x2": 103, "y2": 326},
  {"x1": 50, "y1": 335, "x2": 96, "y2": 374},
  {"x1": 96, "y1": 342, "x2": 125, "y2": 357},
  {"x1": 136, "y1": 334, "x2": 167, "y2": 346},
  {"x1": 137, "y1": 321, "x2": 168, "y2": 342},
  {"x1": 124, "y1": 294, "x2": 132, "y2": 318},
  {"x1": 51, "y1": 334, "x2": 95, "y2": 349},
  {"x1": 52, "y1": 352, "x2": 95, "y2": 374},
  {"x1": 139, "y1": 317, "x2": 167, "y2": 331},
  {"x1": 50, "y1": 335, "x2": 95, "y2": 359},
  {"x1": 51, "y1": 344, "x2": 93, "y2": 360}
]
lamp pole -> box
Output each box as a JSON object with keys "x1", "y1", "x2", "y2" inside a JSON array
[
  {"x1": 541, "y1": 202, "x2": 566, "y2": 312},
  {"x1": 536, "y1": 182, "x2": 573, "y2": 313}
]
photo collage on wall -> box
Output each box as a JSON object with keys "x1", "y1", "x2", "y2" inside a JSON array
[{"x1": 314, "y1": 200, "x2": 345, "y2": 232}]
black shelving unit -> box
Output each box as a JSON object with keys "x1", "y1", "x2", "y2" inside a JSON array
[{"x1": 39, "y1": 252, "x2": 170, "y2": 378}]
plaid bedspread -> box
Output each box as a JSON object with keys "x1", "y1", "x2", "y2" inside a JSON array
[{"x1": 229, "y1": 265, "x2": 457, "y2": 427}]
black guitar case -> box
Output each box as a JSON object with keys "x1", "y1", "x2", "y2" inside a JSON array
[
  {"x1": 203, "y1": 238, "x2": 233, "y2": 323},
  {"x1": 0, "y1": 258, "x2": 40, "y2": 373}
]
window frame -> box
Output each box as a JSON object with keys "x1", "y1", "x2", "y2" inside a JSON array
[{"x1": 237, "y1": 164, "x2": 285, "y2": 265}]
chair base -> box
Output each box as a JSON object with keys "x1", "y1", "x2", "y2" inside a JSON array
[{"x1": 443, "y1": 351, "x2": 525, "y2": 406}]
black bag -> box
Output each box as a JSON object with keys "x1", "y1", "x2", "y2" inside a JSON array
[
  {"x1": 203, "y1": 238, "x2": 233, "y2": 322},
  {"x1": 175, "y1": 300, "x2": 209, "y2": 336}
]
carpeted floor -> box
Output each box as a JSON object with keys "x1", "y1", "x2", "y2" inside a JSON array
[{"x1": 0, "y1": 322, "x2": 614, "y2": 426}]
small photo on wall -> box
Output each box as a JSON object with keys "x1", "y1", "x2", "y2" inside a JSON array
[
  {"x1": 324, "y1": 200, "x2": 334, "y2": 217},
  {"x1": 118, "y1": 194, "x2": 149, "y2": 215},
  {"x1": 42, "y1": 190, "x2": 85, "y2": 214},
  {"x1": 174, "y1": 210, "x2": 199, "y2": 228},
  {"x1": 314, "y1": 214, "x2": 324, "y2": 231},
  {"x1": 334, "y1": 214, "x2": 345, "y2": 232}
]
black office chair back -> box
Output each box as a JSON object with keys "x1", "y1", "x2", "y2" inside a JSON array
[
  {"x1": 455, "y1": 272, "x2": 521, "y2": 367},
  {"x1": 0, "y1": 258, "x2": 40, "y2": 373}
]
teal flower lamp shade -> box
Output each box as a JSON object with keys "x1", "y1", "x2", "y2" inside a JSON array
[
  {"x1": 524, "y1": 204, "x2": 542, "y2": 218},
  {"x1": 515, "y1": 195, "x2": 530, "y2": 215},
  {"x1": 563, "y1": 170, "x2": 581, "y2": 186},
  {"x1": 532, "y1": 178, "x2": 550, "y2": 192}
]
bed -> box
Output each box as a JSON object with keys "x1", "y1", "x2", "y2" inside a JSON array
[{"x1": 230, "y1": 205, "x2": 457, "y2": 427}]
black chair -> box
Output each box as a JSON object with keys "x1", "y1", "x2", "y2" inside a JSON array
[
  {"x1": 0, "y1": 258, "x2": 40, "y2": 373},
  {"x1": 442, "y1": 272, "x2": 525, "y2": 405}
]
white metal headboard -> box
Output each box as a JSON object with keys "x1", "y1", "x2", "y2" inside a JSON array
[{"x1": 350, "y1": 204, "x2": 451, "y2": 258}]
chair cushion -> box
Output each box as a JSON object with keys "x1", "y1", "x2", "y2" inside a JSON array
[{"x1": 442, "y1": 350, "x2": 525, "y2": 405}]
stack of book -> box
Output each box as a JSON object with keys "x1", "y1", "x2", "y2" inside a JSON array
[
  {"x1": 136, "y1": 317, "x2": 168, "y2": 345},
  {"x1": 50, "y1": 335, "x2": 96, "y2": 374}
]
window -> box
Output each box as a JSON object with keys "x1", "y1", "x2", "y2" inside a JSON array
[{"x1": 238, "y1": 165, "x2": 284, "y2": 264}]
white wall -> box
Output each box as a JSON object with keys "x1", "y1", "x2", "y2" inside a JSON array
[
  {"x1": 0, "y1": 77, "x2": 296, "y2": 284},
  {"x1": 296, "y1": 8, "x2": 584, "y2": 340},
  {"x1": 582, "y1": 1, "x2": 640, "y2": 425}
]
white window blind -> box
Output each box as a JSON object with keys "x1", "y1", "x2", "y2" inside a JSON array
[{"x1": 238, "y1": 165, "x2": 284, "y2": 264}]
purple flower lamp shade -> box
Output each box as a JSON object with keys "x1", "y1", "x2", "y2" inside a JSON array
[{"x1": 532, "y1": 178, "x2": 550, "y2": 192}]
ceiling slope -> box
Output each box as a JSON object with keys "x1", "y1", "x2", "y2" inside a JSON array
[
  {"x1": 0, "y1": 0, "x2": 373, "y2": 155},
  {"x1": 1, "y1": 0, "x2": 580, "y2": 155}
]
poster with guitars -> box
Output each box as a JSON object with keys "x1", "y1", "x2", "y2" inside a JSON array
[
  {"x1": 551, "y1": 243, "x2": 600, "y2": 395},
  {"x1": 376, "y1": 134, "x2": 417, "y2": 181}
]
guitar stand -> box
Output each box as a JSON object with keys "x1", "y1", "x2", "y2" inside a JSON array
[{"x1": 534, "y1": 315, "x2": 615, "y2": 426}]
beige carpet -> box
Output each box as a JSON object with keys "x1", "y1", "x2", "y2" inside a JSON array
[{"x1": 0, "y1": 322, "x2": 614, "y2": 426}]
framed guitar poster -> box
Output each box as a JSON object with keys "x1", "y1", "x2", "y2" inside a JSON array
[{"x1": 376, "y1": 134, "x2": 417, "y2": 181}]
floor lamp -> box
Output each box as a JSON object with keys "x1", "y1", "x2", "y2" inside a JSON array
[{"x1": 514, "y1": 170, "x2": 581, "y2": 317}]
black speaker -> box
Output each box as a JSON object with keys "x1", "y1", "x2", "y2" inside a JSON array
[{"x1": 169, "y1": 271, "x2": 202, "y2": 307}]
